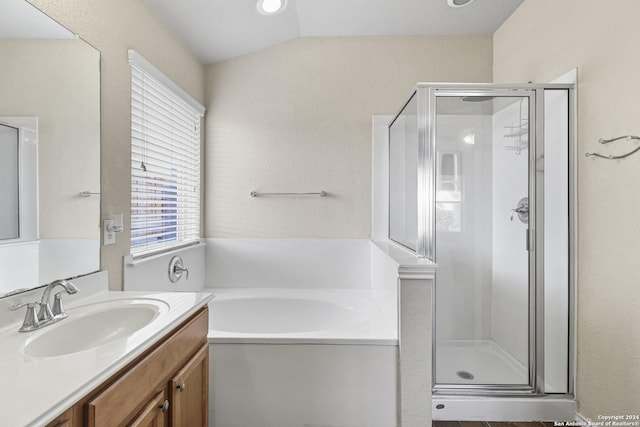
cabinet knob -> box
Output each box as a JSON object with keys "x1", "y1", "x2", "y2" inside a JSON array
[
  {"x1": 177, "y1": 382, "x2": 186, "y2": 392},
  {"x1": 160, "y1": 399, "x2": 170, "y2": 413}
]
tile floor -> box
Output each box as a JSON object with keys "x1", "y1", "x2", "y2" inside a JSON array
[{"x1": 434, "y1": 422, "x2": 555, "y2": 427}]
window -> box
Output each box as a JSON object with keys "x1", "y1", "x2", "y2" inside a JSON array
[
  {"x1": 436, "y1": 151, "x2": 461, "y2": 232},
  {"x1": 129, "y1": 50, "x2": 205, "y2": 257}
]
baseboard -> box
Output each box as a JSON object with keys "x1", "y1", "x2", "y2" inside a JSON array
[{"x1": 575, "y1": 413, "x2": 592, "y2": 424}]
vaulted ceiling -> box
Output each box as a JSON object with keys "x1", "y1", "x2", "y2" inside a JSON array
[{"x1": 145, "y1": 0, "x2": 524, "y2": 64}]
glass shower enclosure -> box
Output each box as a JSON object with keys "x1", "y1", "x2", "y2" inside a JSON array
[{"x1": 389, "y1": 83, "x2": 574, "y2": 395}]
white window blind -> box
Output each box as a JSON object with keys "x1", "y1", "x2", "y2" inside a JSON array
[{"x1": 129, "y1": 50, "x2": 204, "y2": 258}]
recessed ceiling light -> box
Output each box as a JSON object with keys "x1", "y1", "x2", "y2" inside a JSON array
[
  {"x1": 257, "y1": 0, "x2": 287, "y2": 15},
  {"x1": 447, "y1": 0, "x2": 476, "y2": 8}
]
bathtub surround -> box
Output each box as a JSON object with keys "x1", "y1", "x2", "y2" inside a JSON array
[
  {"x1": 123, "y1": 243, "x2": 206, "y2": 292},
  {"x1": 206, "y1": 238, "x2": 371, "y2": 288},
  {"x1": 494, "y1": 0, "x2": 640, "y2": 419},
  {"x1": 205, "y1": 238, "x2": 435, "y2": 426},
  {"x1": 205, "y1": 35, "x2": 492, "y2": 239}
]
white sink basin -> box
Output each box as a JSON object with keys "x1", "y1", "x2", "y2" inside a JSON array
[{"x1": 20, "y1": 299, "x2": 170, "y2": 358}]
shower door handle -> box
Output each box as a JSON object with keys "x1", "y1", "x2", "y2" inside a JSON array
[{"x1": 526, "y1": 228, "x2": 534, "y2": 252}]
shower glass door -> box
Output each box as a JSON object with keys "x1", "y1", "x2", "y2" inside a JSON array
[{"x1": 432, "y1": 92, "x2": 534, "y2": 389}]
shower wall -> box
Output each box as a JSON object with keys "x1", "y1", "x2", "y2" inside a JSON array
[{"x1": 491, "y1": 101, "x2": 529, "y2": 366}]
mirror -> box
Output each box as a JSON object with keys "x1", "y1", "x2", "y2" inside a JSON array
[
  {"x1": 0, "y1": 122, "x2": 20, "y2": 240},
  {"x1": 0, "y1": 0, "x2": 100, "y2": 297}
]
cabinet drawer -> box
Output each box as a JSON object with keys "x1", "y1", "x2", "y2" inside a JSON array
[{"x1": 86, "y1": 308, "x2": 208, "y2": 426}]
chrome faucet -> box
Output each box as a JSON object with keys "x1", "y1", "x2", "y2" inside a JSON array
[
  {"x1": 9, "y1": 279, "x2": 78, "y2": 332},
  {"x1": 38, "y1": 279, "x2": 78, "y2": 322}
]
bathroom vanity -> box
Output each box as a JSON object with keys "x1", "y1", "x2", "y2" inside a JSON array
[
  {"x1": 46, "y1": 307, "x2": 208, "y2": 427},
  {"x1": 0, "y1": 272, "x2": 213, "y2": 427}
]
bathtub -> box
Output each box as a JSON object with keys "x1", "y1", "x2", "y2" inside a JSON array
[{"x1": 207, "y1": 288, "x2": 398, "y2": 427}]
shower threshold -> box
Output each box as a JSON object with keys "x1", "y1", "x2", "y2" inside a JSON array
[{"x1": 432, "y1": 395, "x2": 576, "y2": 422}]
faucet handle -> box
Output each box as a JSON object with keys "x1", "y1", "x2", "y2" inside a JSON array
[
  {"x1": 9, "y1": 301, "x2": 39, "y2": 311},
  {"x1": 168, "y1": 256, "x2": 189, "y2": 282},
  {"x1": 52, "y1": 293, "x2": 69, "y2": 319},
  {"x1": 9, "y1": 302, "x2": 42, "y2": 332}
]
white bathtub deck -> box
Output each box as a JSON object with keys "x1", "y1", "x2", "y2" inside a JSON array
[{"x1": 206, "y1": 287, "x2": 397, "y2": 345}]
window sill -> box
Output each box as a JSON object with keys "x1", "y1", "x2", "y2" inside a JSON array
[{"x1": 124, "y1": 242, "x2": 205, "y2": 267}]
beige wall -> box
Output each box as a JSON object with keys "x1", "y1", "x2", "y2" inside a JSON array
[
  {"x1": 28, "y1": 0, "x2": 206, "y2": 290},
  {"x1": 494, "y1": 0, "x2": 640, "y2": 418},
  {"x1": 205, "y1": 36, "x2": 492, "y2": 238}
]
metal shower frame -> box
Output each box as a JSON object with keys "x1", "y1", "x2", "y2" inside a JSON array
[{"x1": 389, "y1": 82, "x2": 576, "y2": 398}]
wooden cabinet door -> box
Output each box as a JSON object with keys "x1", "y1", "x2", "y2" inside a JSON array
[
  {"x1": 170, "y1": 344, "x2": 208, "y2": 427},
  {"x1": 129, "y1": 390, "x2": 169, "y2": 427},
  {"x1": 45, "y1": 407, "x2": 74, "y2": 427},
  {"x1": 86, "y1": 310, "x2": 208, "y2": 427}
]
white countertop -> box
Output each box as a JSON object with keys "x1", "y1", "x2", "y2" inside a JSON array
[{"x1": 0, "y1": 279, "x2": 213, "y2": 427}]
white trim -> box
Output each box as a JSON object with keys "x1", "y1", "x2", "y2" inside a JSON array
[
  {"x1": 372, "y1": 240, "x2": 438, "y2": 279},
  {"x1": 398, "y1": 265, "x2": 436, "y2": 280},
  {"x1": 124, "y1": 242, "x2": 205, "y2": 266},
  {"x1": 127, "y1": 49, "x2": 205, "y2": 116}
]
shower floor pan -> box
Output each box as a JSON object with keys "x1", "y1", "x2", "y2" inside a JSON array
[
  {"x1": 434, "y1": 340, "x2": 576, "y2": 421},
  {"x1": 436, "y1": 340, "x2": 528, "y2": 385}
]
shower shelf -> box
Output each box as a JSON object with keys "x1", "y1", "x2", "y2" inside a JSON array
[
  {"x1": 505, "y1": 145, "x2": 527, "y2": 152},
  {"x1": 504, "y1": 123, "x2": 529, "y2": 154},
  {"x1": 504, "y1": 128, "x2": 529, "y2": 138}
]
